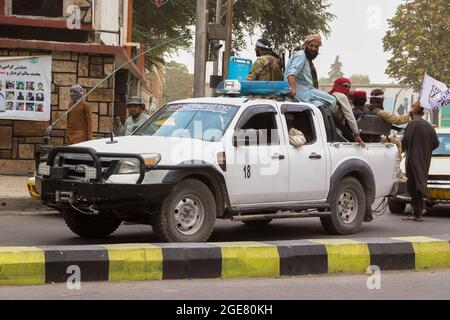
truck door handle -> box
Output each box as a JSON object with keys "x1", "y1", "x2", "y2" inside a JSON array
[
  {"x1": 309, "y1": 153, "x2": 322, "y2": 160},
  {"x1": 271, "y1": 154, "x2": 285, "y2": 160}
]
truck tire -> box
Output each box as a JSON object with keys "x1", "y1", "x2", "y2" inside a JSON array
[
  {"x1": 152, "y1": 179, "x2": 216, "y2": 242},
  {"x1": 388, "y1": 199, "x2": 407, "y2": 214},
  {"x1": 62, "y1": 209, "x2": 122, "y2": 238},
  {"x1": 242, "y1": 219, "x2": 272, "y2": 226},
  {"x1": 321, "y1": 177, "x2": 366, "y2": 235}
]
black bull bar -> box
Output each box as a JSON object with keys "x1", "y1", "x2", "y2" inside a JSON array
[
  {"x1": 36, "y1": 146, "x2": 220, "y2": 209},
  {"x1": 36, "y1": 146, "x2": 216, "y2": 183}
]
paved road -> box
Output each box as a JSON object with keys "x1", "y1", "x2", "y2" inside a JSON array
[
  {"x1": 0, "y1": 270, "x2": 448, "y2": 300},
  {"x1": 0, "y1": 206, "x2": 449, "y2": 246}
]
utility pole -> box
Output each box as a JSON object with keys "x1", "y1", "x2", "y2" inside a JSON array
[
  {"x1": 212, "y1": 0, "x2": 223, "y2": 78},
  {"x1": 223, "y1": 0, "x2": 233, "y2": 79},
  {"x1": 193, "y1": 0, "x2": 209, "y2": 98}
]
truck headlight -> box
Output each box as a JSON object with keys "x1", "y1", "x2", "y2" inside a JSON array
[
  {"x1": 114, "y1": 158, "x2": 141, "y2": 174},
  {"x1": 114, "y1": 154, "x2": 161, "y2": 175}
]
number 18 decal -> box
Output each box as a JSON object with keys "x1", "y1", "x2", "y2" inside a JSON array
[{"x1": 243, "y1": 165, "x2": 251, "y2": 179}]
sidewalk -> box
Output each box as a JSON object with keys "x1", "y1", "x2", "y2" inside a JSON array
[{"x1": 0, "y1": 175, "x2": 48, "y2": 212}]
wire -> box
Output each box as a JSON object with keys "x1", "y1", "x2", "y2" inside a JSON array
[
  {"x1": 372, "y1": 197, "x2": 388, "y2": 217},
  {"x1": 69, "y1": 200, "x2": 98, "y2": 216},
  {"x1": 45, "y1": 33, "x2": 194, "y2": 138}
]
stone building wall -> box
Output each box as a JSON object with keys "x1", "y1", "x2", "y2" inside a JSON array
[{"x1": 0, "y1": 49, "x2": 114, "y2": 175}]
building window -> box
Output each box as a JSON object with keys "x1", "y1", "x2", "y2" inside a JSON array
[{"x1": 11, "y1": 0, "x2": 64, "y2": 18}]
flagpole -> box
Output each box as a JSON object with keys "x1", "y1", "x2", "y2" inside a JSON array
[{"x1": 418, "y1": 72, "x2": 427, "y2": 102}]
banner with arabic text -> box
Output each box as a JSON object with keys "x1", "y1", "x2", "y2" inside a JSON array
[{"x1": 0, "y1": 55, "x2": 52, "y2": 121}]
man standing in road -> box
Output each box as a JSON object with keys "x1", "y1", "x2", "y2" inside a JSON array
[
  {"x1": 402, "y1": 102, "x2": 440, "y2": 221},
  {"x1": 66, "y1": 84, "x2": 93, "y2": 145},
  {"x1": 285, "y1": 34, "x2": 336, "y2": 108},
  {"x1": 124, "y1": 97, "x2": 150, "y2": 136}
]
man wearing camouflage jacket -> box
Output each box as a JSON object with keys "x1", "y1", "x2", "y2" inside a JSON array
[{"x1": 246, "y1": 38, "x2": 284, "y2": 81}]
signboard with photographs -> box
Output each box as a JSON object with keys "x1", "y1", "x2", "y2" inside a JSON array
[{"x1": 0, "y1": 55, "x2": 52, "y2": 121}]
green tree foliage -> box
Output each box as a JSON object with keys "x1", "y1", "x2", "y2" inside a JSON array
[
  {"x1": 164, "y1": 61, "x2": 194, "y2": 103},
  {"x1": 348, "y1": 74, "x2": 371, "y2": 85},
  {"x1": 319, "y1": 55, "x2": 345, "y2": 84},
  {"x1": 383, "y1": 0, "x2": 450, "y2": 90},
  {"x1": 327, "y1": 55, "x2": 343, "y2": 82},
  {"x1": 230, "y1": 0, "x2": 335, "y2": 51},
  {"x1": 133, "y1": 0, "x2": 334, "y2": 68},
  {"x1": 133, "y1": 0, "x2": 196, "y2": 69}
]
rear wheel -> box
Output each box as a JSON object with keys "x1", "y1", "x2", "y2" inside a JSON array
[
  {"x1": 388, "y1": 199, "x2": 407, "y2": 214},
  {"x1": 152, "y1": 179, "x2": 216, "y2": 242},
  {"x1": 62, "y1": 209, "x2": 122, "y2": 238},
  {"x1": 321, "y1": 177, "x2": 366, "y2": 235}
]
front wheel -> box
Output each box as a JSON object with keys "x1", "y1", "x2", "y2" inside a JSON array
[
  {"x1": 62, "y1": 209, "x2": 122, "y2": 238},
  {"x1": 321, "y1": 177, "x2": 366, "y2": 235},
  {"x1": 152, "y1": 179, "x2": 216, "y2": 242}
]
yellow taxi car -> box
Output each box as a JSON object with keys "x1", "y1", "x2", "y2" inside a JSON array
[{"x1": 389, "y1": 128, "x2": 450, "y2": 213}]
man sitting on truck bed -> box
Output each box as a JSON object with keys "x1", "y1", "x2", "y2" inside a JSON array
[
  {"x1": 368, "y1": 89, "x2": 413, "y2": 125},
  {"x1": 352, "y1": 91, "x2": 370, "y2": 120},
  {"x1": 368, "y1": 89, "x2": 418, "y2": 159},
  {"x1": 329, "y1": 78, "x2": 365, "y2": 146}
]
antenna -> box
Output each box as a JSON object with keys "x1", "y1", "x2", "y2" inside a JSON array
[
  {"x1": 42, "y1": 35, "x2": 191, "y2": 146},
  {"x1": 106, "y1": 129, "x2": 118, "y2": 144}
]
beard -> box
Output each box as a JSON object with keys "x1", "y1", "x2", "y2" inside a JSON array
[
  {"x1": 70, "y1": 93, "x2": 82, "y2": 102},
  {"x1": 305, "y1": 48, "x2": 319, "y2": 60}
]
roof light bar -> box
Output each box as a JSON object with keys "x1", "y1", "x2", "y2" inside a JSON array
[{"x1": 217, "y1": 80, "x2": 291, "y2": 96}]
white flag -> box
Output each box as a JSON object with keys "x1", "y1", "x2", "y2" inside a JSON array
[
  {"x1": 420, "y1": 74, "x2": 448, "y2": 109},
  {"x1": 430, "y1": 89, "x2": 450, "y2": 110}
]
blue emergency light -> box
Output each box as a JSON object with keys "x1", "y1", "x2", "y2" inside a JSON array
[{"x1": 216, "y1": 80, "x2": 291, "y2": 96}]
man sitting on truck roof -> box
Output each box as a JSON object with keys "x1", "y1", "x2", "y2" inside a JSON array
[
  {"x1": 246, "y1": 38, "x2": 284, "y2": 81},
  {"x1": 285, "y1": 34, "x2": 336, "y2": 108}
]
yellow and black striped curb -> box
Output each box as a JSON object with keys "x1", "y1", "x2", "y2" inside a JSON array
[{"x1": 0, "y1": 236, "x2": 449, "y2": 286}]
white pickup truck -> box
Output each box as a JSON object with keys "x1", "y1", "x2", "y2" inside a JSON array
[{"x1": 36, "y1": 81, "x2": 400, "y2": 242}]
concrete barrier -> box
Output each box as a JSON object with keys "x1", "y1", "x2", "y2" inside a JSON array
[{"x1": 0, "y1": 236, "x2": 449, "y2": 286}]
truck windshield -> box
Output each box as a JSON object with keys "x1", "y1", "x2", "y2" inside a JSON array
[
  {"x1": 134, "y1": 103, "x2": 239, "y2": 141},
  {"x1": 433, "y1": 134, "x2": 450, "y2": 157}
]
